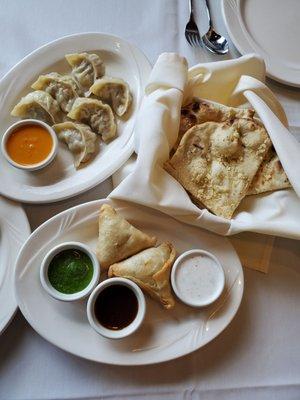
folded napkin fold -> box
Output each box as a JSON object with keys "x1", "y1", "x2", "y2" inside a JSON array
[{"x1": 110, "y1": 53, "x2": 300, "y2": 240}]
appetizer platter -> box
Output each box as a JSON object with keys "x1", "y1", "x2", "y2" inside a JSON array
[
  {"x1": 15, "y1": 199, "x2": 243, "y2": 365},
  {"x1": 0, "y1": 33, "x2": 151, "y2": 203},
  {"x1": 0, "y1": 196, "x2": 30, "y2": 334}
]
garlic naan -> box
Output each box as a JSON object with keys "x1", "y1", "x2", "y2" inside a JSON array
[
  {"x1": 178, "y1": 98, "x2": 290, "y2": 196},
  {"x1": 178, "y1": 98, "x2": 254, "y2": 149},
  {"x1": 165, "y1": 119, "x2": 271, "y2": 219},
  {"x1": 248, "y1": 146, "x2": 291, "y2": 195}
]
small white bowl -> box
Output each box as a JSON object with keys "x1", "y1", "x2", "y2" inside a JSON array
[
  {"x1": 40, "y1": 241, "x2": 100, "y2": 302},
  {"x1": 1, "y1": 119, "x2": 58, "y2": 171},
  {"x1": 87, "y1": 278, "x2": 146, "y2": 339},
  {"x1": 171, "y1": 249, "x2": 225, "y2": 308}
]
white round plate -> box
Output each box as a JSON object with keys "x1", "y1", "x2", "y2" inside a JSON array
[
  {"x1": 0, "y1": 196, "x2": 30, "y2": 334},
  {"x1": 0, "y1": 33, "x2": 151, "y2": 203},
  {"x1": 15, "y1": 199, "x2": 244, "y2": 365},
  {"x1": 222, "y1": 0, "x2": 300, "y2": 87}
]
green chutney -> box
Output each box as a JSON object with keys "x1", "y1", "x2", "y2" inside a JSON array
[{"x1": 48, "y1": 249, "x2": 93, "y2": 294}]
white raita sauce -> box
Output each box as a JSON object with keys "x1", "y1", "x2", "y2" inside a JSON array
[{"x1": 174, "y1": 253, "x2": 224, "y2": 305}]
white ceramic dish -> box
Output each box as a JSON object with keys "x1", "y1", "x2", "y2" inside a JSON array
[
  {"x1": 171, "y1": 249, "x2": 225, "y2": 308},
  {"x1": 40, "y1": 241, "x2": 100, "y2": 302},
  {"x1": 222, "y1": 0, "x2": 300, "y2": 87},
  {"x1": 15, "y1": 199, "x2": 244, "y2": 365},
  {"x1": 0, "y1": 196, "x2": 30, "y2": 334},
  {"x1": 1, "y1": 119, "x2": 58, "y2": 171},
  {"x1": 87, "y1": 277, "x2": 146, "y2": 339},
  {"x1": 0, "y1": 32, "x2": 151, "y2": 203}
]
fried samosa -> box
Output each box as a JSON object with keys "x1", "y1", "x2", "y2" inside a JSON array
[
  {"x1": 108, "y1": 242, "x2": 176, "y2": 309},
  {"x1": 96, "y1": 204, "x2": 157, "y2": 269}
]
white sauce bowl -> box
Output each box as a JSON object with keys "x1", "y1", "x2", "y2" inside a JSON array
[
  {"x1": 87, "y1": 278, "x2": 146, "y2": 340},
  {"x1": 171, "y1": 249, "x2": 225, "y2": 307},
  {"x1": 1, "y1": 119, "x2": 58, "y2": 171}
]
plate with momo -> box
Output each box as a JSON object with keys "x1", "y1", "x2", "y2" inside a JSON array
[
  {"x1": 15, "y1": 199, "x2": 243, "y2": 365},
  {"x1": 0, "y1": 33, "x2": 151, "y2": 203}
]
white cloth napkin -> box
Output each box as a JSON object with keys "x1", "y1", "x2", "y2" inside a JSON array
[{"x1": 110, "y1": 53, "x2": 300, "y2": 240}]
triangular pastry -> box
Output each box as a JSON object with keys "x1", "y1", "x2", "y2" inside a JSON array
[
  {"x1": 96, "y1": 204, "x2": 157, "y2": 269},
  {"x1": 108, "y1": 242, "x2": 176, "y2": 309}
]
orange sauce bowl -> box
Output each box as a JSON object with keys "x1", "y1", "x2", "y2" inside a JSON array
[{"x1": 1, "y1": 119, "x2": 58, "y2": 171}]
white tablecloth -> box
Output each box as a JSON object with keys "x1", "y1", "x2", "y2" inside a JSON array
[{"x1": 0, "y1": 1, "x2": 299, "y2": 399}]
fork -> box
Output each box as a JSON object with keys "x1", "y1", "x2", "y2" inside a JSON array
[{"x1": 185, "y1": 0, "x2": 202, "y2": 47}]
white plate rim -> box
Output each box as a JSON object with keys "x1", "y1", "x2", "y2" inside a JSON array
[
  {"x1": 222, "y1": 0, "x2": 300, "y2": 88},
  {"x1": 0, "y1": 32, "x2": 152, "y2": 204},
  {"x1": 14, "y1": 199, "x2": 244, "y2": 365},
  {"x1": 0, "y1": 196, "x2": 31, "y2": 334}
]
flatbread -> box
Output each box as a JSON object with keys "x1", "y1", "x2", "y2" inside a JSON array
[
  {"x1": 165, "y1": 119, "x2": 271, "y2": 219},
  {"x1": 96, "y1": 204, "x2": 157, "y2": 269},
  {"x1": 177, "y1": 98, "x2": 254, "y2": 149},
  {"x1": 108, "y1": 242, "x2": 176, "y2": 309},
  {"x1": 247, "y1": 146, "x2": 291, "y2": 195},
  {"x1": 178, "y1": 98, "x2": 290, "y2": 196}
]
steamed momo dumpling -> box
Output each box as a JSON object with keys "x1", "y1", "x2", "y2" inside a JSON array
[
  {"x1": 53, "y1": 121, "x2": 97, "y2": 168},
  {"x1": 11, "y1": 90, "x2": 61, "y2": 124},
  {"x1": 31, "y1": 72, "x2": 79, "y2": 113},
  {"x1": 67, "y1": 98, "x2": 116, "y2": 142},
  {"x1": 65, "y1": 52, "x2": 105, "y2": 94},
  {"x1": 90, "y1": 77, "x2": 132, "y2": 117}
]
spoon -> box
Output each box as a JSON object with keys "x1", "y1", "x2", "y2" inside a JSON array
[{"x1": 202, "y1": 0, "x2": 229, "y2": 55}]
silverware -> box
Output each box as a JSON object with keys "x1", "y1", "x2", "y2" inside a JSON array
[
  {"x1": 202, "y1": 0, "x2": 229, "y2": 54},
  {"x1": 185, "y1": 0, "x2": 201, "y2": 47}
]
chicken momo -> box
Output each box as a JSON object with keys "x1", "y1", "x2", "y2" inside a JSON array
[
  {"x1": 31, "y1": 72, "x2": 78, "y2": 113},
  {"x1": 67, "y1": 98, "x2": 116, "y2": 142},
  {"x1": 90, "y1": 77, "x2": 132, "y2": 117},
  {"x1": 53, "y1": 121, "x2": 97, "y2": 168},
  {"x1": 65, "y1": 52, "x2": 105, "y2": 94},
  {"x1": 11, "y1": 90, "x2": 60, "y2": 125}
]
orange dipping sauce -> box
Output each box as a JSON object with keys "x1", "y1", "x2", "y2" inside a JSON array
[{"x1": 6, "y1": 124, "x2": 53, "y2": 165}]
